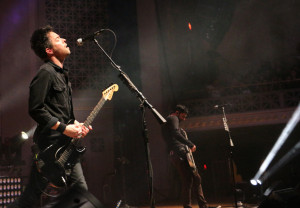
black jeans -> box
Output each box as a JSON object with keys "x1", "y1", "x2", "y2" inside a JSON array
[
  {"x1": 8, "y1": 162, "x2": 87, "y2": 208},
  {"x1": 170, "y1": 152, "x2": 207, "y2": 208}
]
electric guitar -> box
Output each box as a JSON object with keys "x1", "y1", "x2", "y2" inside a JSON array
[
  {"x1": 185, "y1": 145, "x2": 197, "y2": 173},
  {"x1": 36, "y1": 84, "x2": 119, "y2": 187},
  {"x1": 181, "y1": 128, "x2": 197, "y2": 173}
]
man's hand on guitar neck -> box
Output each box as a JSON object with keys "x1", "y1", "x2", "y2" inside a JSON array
[
  {"x1": 75, "y1": 120, "x2": 93, "y2": 138},
  {"x1": 52, "y1": 121, "x2": 92, "y2": 138}
]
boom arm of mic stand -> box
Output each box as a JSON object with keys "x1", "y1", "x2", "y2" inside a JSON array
[
  {"x1": 93, "y1": 39, "x2": 166, "y2": 125},
  {"x1": 92, "y1": 38, "x2": 165, "y2": 208},
  {"x1": 118, "y1": 72, "x2": 166, "y2": 124}
]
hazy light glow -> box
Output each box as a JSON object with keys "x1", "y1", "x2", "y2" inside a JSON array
[
  {"x1": 0, "y1": 1, "x2": 29, "y2": 49},
  {"x1": 25, "y1": 125, "x2": 36, "y2": 138}
]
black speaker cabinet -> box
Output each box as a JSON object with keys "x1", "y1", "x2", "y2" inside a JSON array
[
  {"x1": 43, "y1": 186, "x2": 103, "y2": 208},
  {"x1": 258, "y1": 188, "x2": 300, "y2": 208}
]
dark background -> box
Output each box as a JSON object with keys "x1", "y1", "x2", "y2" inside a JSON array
[{"x1": 0, "y1": 0, "x2": 300, "y2": 206}]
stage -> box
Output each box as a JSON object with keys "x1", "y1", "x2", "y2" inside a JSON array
[{"x1": 139, "y1": 202, "x2": 259, "y2": 208}]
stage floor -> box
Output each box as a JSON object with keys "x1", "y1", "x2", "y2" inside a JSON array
[
  {"x1": 138, "y1": 201, "x2": 259, "y2": 208},
  {"x1": 139, "y1": 204, "x2": 259, "y2": 208}
]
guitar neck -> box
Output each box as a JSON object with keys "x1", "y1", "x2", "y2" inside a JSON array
[
  {"x1": 83, "y1": 97, "x2": 106, "y2": 127},
  {"x1": 56, "y1": 84, "x2": 118, "y2": 172},
  {"x1": 58, "y1": 96, "x2": 106, "y2": 165}
]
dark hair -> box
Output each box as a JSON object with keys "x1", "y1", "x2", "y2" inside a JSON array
[
  {"x1": 30, "y1": 25, "x2": 53, "y2": 60},
  {"x1": 174, "y1": 104, "x2": 189, "y2": 114}
]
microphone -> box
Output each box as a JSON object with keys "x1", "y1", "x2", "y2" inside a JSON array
[
  {"x1": 214, "y1": 104, "x2": 232, "y2": 109},
  {"x1": 76, "y1": 30, "x2": 104, "y2": 46}
]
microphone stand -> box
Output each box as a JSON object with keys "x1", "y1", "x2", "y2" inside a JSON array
[
  {"x1": 221, "y1": 107, "x2": 238, "y2": 208},
  {"x1": 92, "y1": 39, "x2": 166, "y2": 208}
]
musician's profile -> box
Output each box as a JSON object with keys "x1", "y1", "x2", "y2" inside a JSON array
[{"x1": 8, "y1": 25, "x2": 92, "y2": 208}]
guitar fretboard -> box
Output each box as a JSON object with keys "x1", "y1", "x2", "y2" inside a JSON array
[{"x1": 84, "y1": 97, "x2": 106, "y2": 127}]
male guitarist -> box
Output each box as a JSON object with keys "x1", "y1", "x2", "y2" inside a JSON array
[
  {"x1": 8, "y1": 25, "x2": 91, "y2": 208},
  {"x1": 162, "y1": 105, "x2": 208, "y2": 208}
]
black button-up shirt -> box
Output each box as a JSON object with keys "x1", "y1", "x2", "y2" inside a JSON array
[{"x1": 29, "y1": 61, "x2": 75, "y2": 149}]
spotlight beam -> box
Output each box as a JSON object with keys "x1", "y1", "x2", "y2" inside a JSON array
[
  {"x1": 260, "y1": 140, "x2": 300, "y2": 183},
  {"x1": 251, "y1": 102, "x2": 300, "y2": 184}
]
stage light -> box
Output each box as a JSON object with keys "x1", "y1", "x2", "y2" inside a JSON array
[
  {"x1": 250, "y1": 179, "x2": 262, "y2": 186},
  {"x1": 257, "y1": 179, "x2": 262, "y2": 185},
  {"x1": 20, "y1": 131, "x2": 28, "y2": 140},
  {"x1": 188, "y1": 22, "x2": 192, "y2": 31},
  {"x1": 2, "y1": 131, "x2": 30, "y2": 165},
  {"x1": 0, "y1": 177, "x2": 22, "y2": 207},
  {"x1": 250, "y1": 102, "x2": 300, "y2": 185},
  {"x1": 250, "y1": 179, "x2": 257, "y2": 186},
  {"x1": 1, "y1": 126, "x2": 36, "y2": 165}
]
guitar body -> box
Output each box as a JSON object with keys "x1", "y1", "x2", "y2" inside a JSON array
[
  {"x1": 180, "y1": 128, "x2": 198, "y2": 173},
  {"x1": 37, "y1": 143, "x2": 86, "y2": 187},
  {"x1": 185, "y1": 148, "x2": 197, "y2": 173},
  {"x1": 186, "y1": 150, "x2": 196, "y2": 169}
]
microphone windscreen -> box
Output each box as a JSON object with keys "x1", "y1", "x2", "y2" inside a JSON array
[{"x1": 76, "y1": 38, "x2": 83, "y2": 46}]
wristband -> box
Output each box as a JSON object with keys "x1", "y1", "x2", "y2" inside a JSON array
[{"x1": 56, "y1": 122, "x2": 67, "y2": 133}]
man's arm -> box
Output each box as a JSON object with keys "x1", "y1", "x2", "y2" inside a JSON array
[
  {"x1": 51, "y1": 121, "x2": 89, "y2": 138},
  {"x1": 168, "y1": 116, "x2": 195, "y2": 148},
  {"x1": 29, "y1": 69, "x2": 59, "y2": 128}
]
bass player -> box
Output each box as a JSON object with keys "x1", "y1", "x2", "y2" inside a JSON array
[{"x1": 162, "y1": 104, "x2": 208, "y2": 208}]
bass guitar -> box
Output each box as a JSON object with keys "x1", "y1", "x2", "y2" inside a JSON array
[
  {"x1": 36, "y1": 84, "x2": 119, "y2": 187},
  {"x1": 180, "y1": 128, "x2": 197, "y2": 173}
]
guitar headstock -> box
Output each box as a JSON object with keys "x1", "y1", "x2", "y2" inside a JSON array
[{"x1": 102, "y1": 84, "x2": 119, "y2": 100}]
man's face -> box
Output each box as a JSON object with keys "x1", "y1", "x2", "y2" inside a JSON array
[
  {"x1": 178, "y1": 112, "x2": 187, "y2": 122},
  {"x1": 46, "y1": 31, "x2": 70, "y2": 59}
]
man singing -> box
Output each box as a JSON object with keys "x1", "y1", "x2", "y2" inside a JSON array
[{"x1": 9, "y1": 25, "x2": 91, "y2": 207}]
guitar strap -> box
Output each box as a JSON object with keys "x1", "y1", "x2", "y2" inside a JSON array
[{"x1": 180, "y1": 128, "x2": 191, "y2": 149}]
